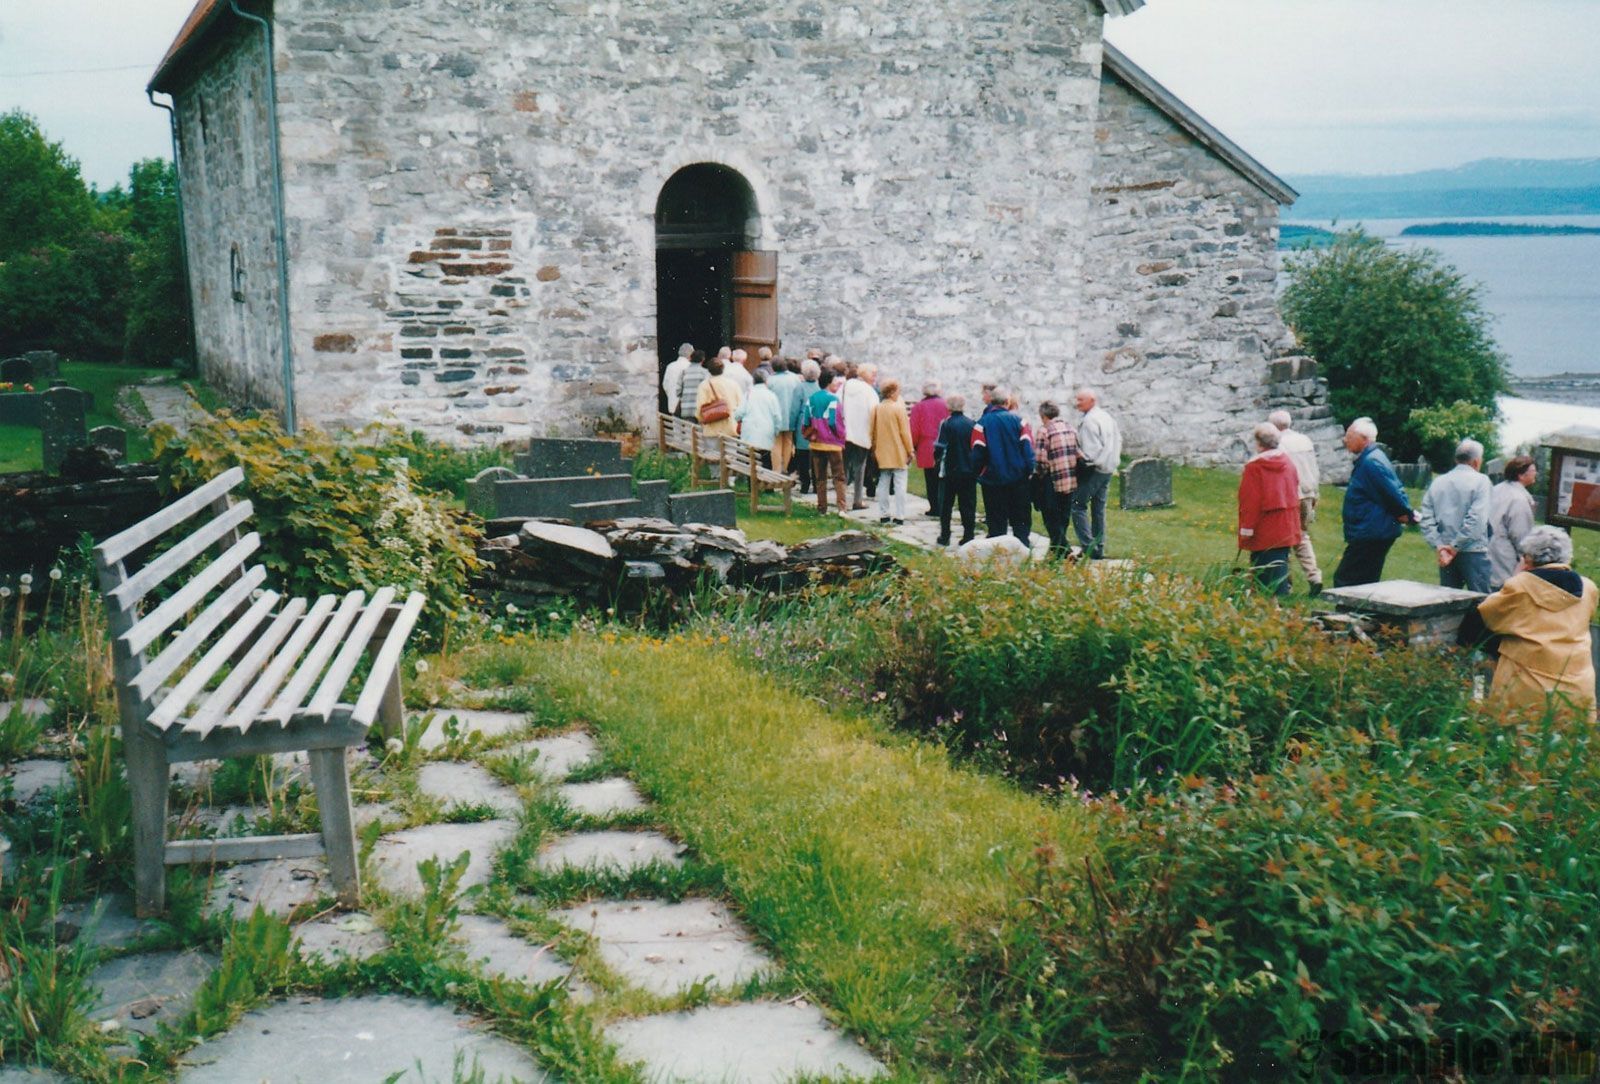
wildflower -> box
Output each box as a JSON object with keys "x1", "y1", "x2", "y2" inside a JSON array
[
  {"x1": 414, "y1": 659, "x2": 430, "y2": 674},
  {"x1": 506, "y1": 603, "x2": 518, "y2": 615},
  {"x1": 385, "y1": 737, "x2": 404, "y2": 755},
  {"x1": 547, "y1": 611, "x2": 560, "y2": 621},
  {"x1": 0, "y1": 673, "x2": 13, "y2": 688},
  {"x1": 0, "y1": 586, "x2": 9, "y2": 598},
  {"x1": 18, "y1": 574, "x2": 31, "y2": 586},
  {"x1": 48, "y1": 568, "x2": 62, "y2": 582},
  {"x1": 18, "y1": 585, "x2": 29, "y2": 597}
]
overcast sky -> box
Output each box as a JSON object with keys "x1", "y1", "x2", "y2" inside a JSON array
[{"x1": 1, "y1": 0, "x2": 1596, "y2": 191}]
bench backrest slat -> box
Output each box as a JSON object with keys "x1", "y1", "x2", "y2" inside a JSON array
[
  {"x1": 351, "y1": 593, "x2": 426, "y2": 728},
  {"x1": 106, "y1": 499, "x2": 254, "y2": 614},
  {"x1": 118, "y1": 532, "x2": 262, "y2": 659},
  {"x1": 94, "y1": 466, "x2": 245, "y2": 568},
  {"x1": 129, "y1": 564, "x2": 268, "y2": 708},
  {"x1": 307, "y1": 586, "x2": 396, "y2": 720},
  {"x1": 263, "y1": 590, "x2": 366, "y2": 727},
  {"x1": 214, "y1": 594, "x2": 341, "y2": 735},
  {"x1": 147, "y1": 588, "x2": 280, "y2": 730}
]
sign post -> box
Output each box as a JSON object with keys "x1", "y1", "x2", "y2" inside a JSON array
[{"x1": 1540, "y1": 426, "x2": 1600, "y2": 694}]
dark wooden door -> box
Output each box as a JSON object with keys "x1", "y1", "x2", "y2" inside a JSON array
[{"x1": 731, "y1": 250, "x2": 778, "y2": 355}]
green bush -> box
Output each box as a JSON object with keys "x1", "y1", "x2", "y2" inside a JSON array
[
  {"x1": 973, "y1": 708, "x2": 1600, "y2": 1078},
  {"x1": 728, "y1": 562, "x2": 1472, "y2": 789},
  {"x1": 378, "y1": 429, "x2": 514, "y2": 502},
  {"x1": 631, "y1": 447, "x2": 692, "y2": 493},
  {"x1": 1283, "y1": 228, "x2": 1508, "y2": 461},
  {"x1": 0, "y1": 234, "x2": 131, "y2": 360},
  {"x1": 153, "y1": 412, "x2": 478, "y2": 643},
  {"x1": 1410, "y1": 400, "x2": 1501, "y2": 473}
]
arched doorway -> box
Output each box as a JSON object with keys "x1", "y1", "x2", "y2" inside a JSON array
[{"x1": 654, "y1": 164, "x2": 777, "y2": 410}]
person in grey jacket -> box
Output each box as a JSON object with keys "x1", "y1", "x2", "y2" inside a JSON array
[
  {"x1": 1418, "y1": 438, "x2": 1494, "y2": 593},
  {"x1": 1487, "y1": 455, "x2": 1538, "y2": 590}
]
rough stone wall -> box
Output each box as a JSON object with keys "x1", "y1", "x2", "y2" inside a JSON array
[
  {"x1": 258, "y1": 0, "x2": 1105, "y2": 445},
  {"x1": 1082, "y1": 73, "x2": 1297, "y2": 466},
  {"x1": 172, "y1": 26, "x2": 287, "y2": 414}
]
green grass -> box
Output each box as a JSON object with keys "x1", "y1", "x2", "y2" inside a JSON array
[
  {"x1": 515, "y1": 634, "x2": 1096, "y2": 1073},
  {"x1": 0, "y1": 360, "x2": 188, "y2": 471}
]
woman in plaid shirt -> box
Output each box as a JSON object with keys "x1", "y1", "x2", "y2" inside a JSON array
[{"x1": 1035, "y1": 401, "x2": 1080, "y2": 557}]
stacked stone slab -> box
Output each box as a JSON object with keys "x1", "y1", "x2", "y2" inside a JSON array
[
  {"x1": 468, "y1": 437, "x2": 736, "y2": 528},
  {"x1": 1258, "y1": 356, "x2": 1348, "y2": 483}
]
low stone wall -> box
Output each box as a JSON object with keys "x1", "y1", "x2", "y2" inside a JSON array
[{"x1": 0, "y1": 459, "x2": 164, "y2": 573}]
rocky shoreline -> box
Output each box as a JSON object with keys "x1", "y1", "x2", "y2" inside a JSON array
[{"x1": 1509, "y1": 374, "x2": 1600, "y2": 409}]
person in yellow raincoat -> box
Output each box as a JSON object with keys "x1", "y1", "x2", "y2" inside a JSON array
[{"x1": 1475, "y1": 524, "x2": 1598, "y2": 720}]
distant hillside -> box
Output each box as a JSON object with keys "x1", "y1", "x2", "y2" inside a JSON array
[
  {"x1": 1399, "y1": 222, "x2": 1600, "y2": 237},
  {"x1": 1286, "y1": 157, "x2": 1600, "y2": 220}
]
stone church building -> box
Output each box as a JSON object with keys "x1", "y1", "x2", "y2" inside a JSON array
[{"x1": 151, "y1": 0, "x2": 1327, "y2": 464}]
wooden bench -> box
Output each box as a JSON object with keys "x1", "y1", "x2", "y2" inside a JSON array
[
  {"x1": 93, "y1": 466, "x2": 425, "y2": 915},
  {"x1": 719, "y1": 437, "x2": 796, "y2": 515},
  {"x1": 658, "y1": 412, "x2": 725, "y2": 492}
]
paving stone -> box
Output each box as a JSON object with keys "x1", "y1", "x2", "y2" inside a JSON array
[
  {"x1": 295, "y1": 912, "x2": 390, "y2": 963},
  {"x1": 411, "y1": 708, "x2": 532, "y2": 752},
  {"x1": 553, "y1": 898, "x2": 771, "y2": 996},
  {"x1": 370, "y1": 820, "x2": 518, "y2": 896},
  {"x1": 205, "y1": 857, "x2": 331, "y2": 920},
  {"x1": 176, "y1": 994, "x2": 551, "y2": 1082},
  {"x1": 353, "y1": 801, "x2": 400, "y2": 831},
  {"x1": 172, "y1": 803, "x2": 262, "y2": 837},
  {"x1": 452, "y1": 913, "x2": 572, "y2": 989},
  {"x1": 498, "y1": 731, "x2": 598, "y2": 780},
  {"x1": 536, "y1": 830, "x2": 684, "y2": 874},
  {"x1": 88, "y1": 949, "x2": 217, "y2": 1038},
  {"x1": 0, "y1": 1067, "x2": 69, "y2": 1082},
  {"x1": 559, "y1": 776, "x2": 647, "y2": 817},
  {"x1": 418, "y1": 761, "x2": 523, "y2": 816},
  {"x1": 54, "y1": 894, "x2": 158, "y2": 952},
  {"x1": 608, "y1": 1000, "x2": 886, "y2": 1083},
  {"x1": 1, "y1": 759, "x2": 72, "y2": 805}
]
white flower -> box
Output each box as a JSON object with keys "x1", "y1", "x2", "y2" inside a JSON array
[
  {"x1": 492, "y1": 624, "x2": 504, "y2": 634},
  {"x1": 0, "y1": 672, "x2": 13, "y2": 688},
  {"x1": 547, "y1": 611, "x2": 560, "y2": 621},
  {"x1": 0, "y1": 586, "x2": 10, "y2": 598},
  {"x1": 18, "y1": 585, "x2": 29, "y2": 597},
  {"x1": 48, "y1": 568, "x2": 62, "y2": 582},
  {"x1": 505, "y1": 603, "x2": 518, "y2": 615},
  {"x1": 414, "y1": 659, "x2": 430, "y2": 674},
  {"x1": 384, "y1": 737, "x2": 404, "y2": 755},
  {"x1": 18, "y1": 574, "x2": 31, "y2": 586}
]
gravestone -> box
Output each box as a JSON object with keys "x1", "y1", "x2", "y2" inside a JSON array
[
  {"x1": 0, "y1": 357, "x2": 32, "y2": 384},
  {"x1": 1119, "y1": 457, "x2": 1173, "y2": 509},
  {"x1": 89, "y1": 425, "x2": 128, "y2": 460},
  {"x1": 667, "y1": 489, "x2": 737, "y2": 528},
  {"x1": 466, "y1": 466, "x2": 518, "y2": 518},
  {"x1": 515, "y1": 437, "x2": 627, "y2": 479},
  {"x1": 40, "y1": 386, "x2": 89, "y2": 474},
  {"x1": 24, "y1": 351, "x2": 60, "y2": 381},
  {"x1": 492, "y1": 473, "x2": 633, "y2": 519},
  {"x1": 635, "y1": 478, "x2": 671, "y2": 520},
  {"x1": 0, "y1": 390, "x2": 41, "y2": 426},
  {"x1": 1485, "y1": 457, "x2": 1506, "y2": 480}
]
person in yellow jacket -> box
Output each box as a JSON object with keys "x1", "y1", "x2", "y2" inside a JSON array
[
  {"x1": 695, "y1": 356, "x2": 743, "y2": 438},
  {"x1": 1474, "y1": 524, "x2": 1598, "y2": 720},
  {"x1": 870, "y1": 379, "x2": 915, "y2": 524}
]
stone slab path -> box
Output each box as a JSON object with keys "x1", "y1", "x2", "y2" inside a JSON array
[
  {"x1": 122, "y1": 379, "x2": 207, "y2": 436},
  {"x1": 453, "y1": 913, "x2": 575, "y2": 990},
  {"x1": 499, "y1": 731, "x2": 598, "y2": 779},
  {"x1": 609, "y1": 1000, "x2": 886, "y2": 1083},
  {"x1": 54, "y1": 894, "x2": 157, "y2": 952},
  {"x1": 536, "y1": 829, "x2": 685, "y2": 874},
  {"x1": 413, "y1": 708, "x2": 532, "y2": 751},
  {"x1": 1, "y1": 759, "x2": 72, "y2": 805},
  {"x1": 371, "y1": 820, "x2": 519, "y2": 896},
  {"x1": 554, "y1": 898, "x2": 771, "y2": 997},
  {"x1": 560, "y1": 776, "x2": 648, "y2": 817},
  {"x1": 294, "y1": 911, "x2": 390, "y2": 964},
  {"x1": 206, "y1": 856, "x2": 330, "y2": 920},
  {"x1": 176, "y1": 994, "x2": 550, "y2": 1083},
  {"x1": 418, "y1": 761, "x2": 523, "y2": 815},
  {"x1": 88, "y1": 949, "x2": 217, "y2": 1038}
]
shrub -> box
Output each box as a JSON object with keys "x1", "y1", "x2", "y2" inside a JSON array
[
  {"x1": 631, "y1": 447, "x2": 692, "y2": 493},
  {"x1": 152, "y1": 412, "x2": 479, "y2": 643},
  {"x1": 1409, "y1": 400, "x2": 1501, "y2": 473},
  {"x1": 729, "y1": 562, "x2": 1472, "y2": 789},
  {"x1": 1283, "y1": 228, "x2": 1508, "y2": 461},
  {"x1": 973, "y1": 707, "x2": 1600, "y2": 1078},
  {"x1": 379, "y1": 430, "x2": 514, "y2": 502}
]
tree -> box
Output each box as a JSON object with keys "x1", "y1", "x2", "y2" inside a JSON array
[
  {"x1": 0, "y1": 234, "x2": 131, "y2": 359},
  {"x1": 1281, "y1": 228, "x2": 1508, "y2": 462},
  {"x1": 120, "y1": 159, "x2": 193, "y2": 367},
  {"x1": 0, "y1": 110, "x2": 97, "y2": 263}
]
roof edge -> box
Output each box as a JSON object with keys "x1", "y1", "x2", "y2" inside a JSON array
[
  {"x1": 149, "y1": 0, "x2": 263, "y2": 94},
  {"x1": 1101, "y1": 0, "x2": 1147, "y2": 15},
  {"x1": 1101, "y1": 41, "x2": 1298, "y2": 206}
]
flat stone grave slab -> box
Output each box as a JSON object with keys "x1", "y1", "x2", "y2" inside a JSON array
[
  {"x1": 452, "y1": 913, "x2": 574, "y2": 990},
  {"x1": 1, "y1": 759, "x2": 72, "y2": 805},
  {"x1": 553, "y1": 898, "x2": 771, "y2": 996},
  {"x1": 418, "y1": 762, "x2": 522, "y2": 816},
  {"x1": 497, "y1": 731, "x2": 598, "y2": 780},
  {"x1": 411, "y1": 708, "x2": 532, "y2": 752},
  {"x1": 608, "y1": 1000, "x2": 886, "y2": 1083},
  {"x1": 370, "y1": 820, "x2": 518, "y2": 896},
  {"x1": 88, "y1": 949, "x2": 217, "y2": 1038},
  {"x1": 295, "y1": 912, "x2": 390, "y2": 964},
  {"x1": 536, "y1": 830, "x2": 684, "y2": 874},
  {"x1": 205, "y1": 857, "x2": 330, "y2": 920},
  {"x1": 176, "y1": 994, "x2": 550, "y2": 1083},
  {"x1": 559, "y1": 777, "x2": 648, "y2": 817},
  {"x1": 54, "y1": 894, "x2": 158, "y2": 952}
]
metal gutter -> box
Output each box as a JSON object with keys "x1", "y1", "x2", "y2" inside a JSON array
[
  {"x1": 146, "y1": 90, "x2": 200, "y2": 373},
  {"x1": 227, "y1": 0, "x2": 297, "y2": 432}
]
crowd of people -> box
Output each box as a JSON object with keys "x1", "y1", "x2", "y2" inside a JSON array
[{"x1": 662, "y1": 344, "x2": 1123, "y2": 556}]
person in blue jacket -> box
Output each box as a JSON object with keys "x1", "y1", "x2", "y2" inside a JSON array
[
  {"x1": 1333, "y1": 417, "x2": 1418, "y2": 587},
  {"x1": 971, "y1": 386, "x2": 1036, "y2": 545}
]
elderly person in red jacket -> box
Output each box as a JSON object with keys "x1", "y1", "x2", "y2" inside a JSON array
[
  {"x1": 907, "y1": 380, "x2": 949, "y2": 519},
  {"x1": 1238, "y1": 421, "x2": 1304, "y2": 596}
]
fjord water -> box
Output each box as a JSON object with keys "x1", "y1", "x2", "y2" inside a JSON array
[{"x1": 1296, "y1": 216, "x2": 1600, "y2": 379}]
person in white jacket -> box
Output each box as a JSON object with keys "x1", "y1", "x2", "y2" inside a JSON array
[
  {"x1": 1071, "y1": 387, "x2": 1122, "y2": 559},
  {"x1": 734, "y1": 370, "x2": 786, "y2": 467},
  {"x1": 841, "y1": 363, "x2": 880, "y2": 510},
  {"x1": 1270, "y1": 409, "x2": 1324, "y2": 595},
  {"x1": 661, "y1": 342, "x2": 693, "y2": 415}
]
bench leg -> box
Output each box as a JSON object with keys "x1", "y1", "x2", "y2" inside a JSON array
[
  {"x1": 377, "y1": 664, "x2": 404, "y2": 742},
  {"x1": 125, "y1": 729, "x2": 169, "y2": 917},
  {"x1": 309, "y1": 748, "x2": 360, "y2": 907}
]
